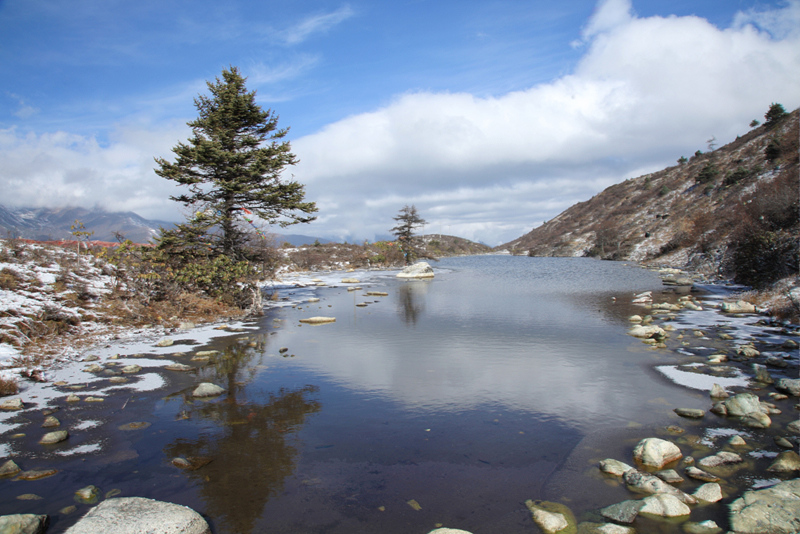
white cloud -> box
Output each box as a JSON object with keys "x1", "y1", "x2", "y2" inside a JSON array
[
  {"x1": 278, "y1": 5, "x2": 355, "y2": 45},
  {"x1": 292, "y1": 0, "x2": 800, "y2": 244}
]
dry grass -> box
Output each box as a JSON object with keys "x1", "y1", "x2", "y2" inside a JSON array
[{"x1": 0, "y1": 376, "x2": 19, "y2": 396}]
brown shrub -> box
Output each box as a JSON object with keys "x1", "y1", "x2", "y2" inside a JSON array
[{"x1": 0, "y1": 376, "x2": 19, "y2": 396}]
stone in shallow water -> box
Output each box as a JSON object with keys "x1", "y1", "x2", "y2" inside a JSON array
[
  {"x1": 192, "y1": 383, "x2": 225, "y2": 397},
  {"x1": 693, "y1": 483, "x2": 723, "y2": 503},
  {"x1": 685, "y1": 466, "x2": 720, "y2": 483},
  {"x1": 39, "y1": 430, "x2": 69, "y2": 444},
  {"x1": 598, "y1": 500, "x2": 643, "y2": 524},
  {"x1": 598, "y1": 459, "x2": 633, "y2": 477},
  {"x1": 698, "y1": 451, "x2": 743, "y2": 468},
  {"x1": 656, "y1": 469, "x2": 684, "y2": 483},
  {"x1": 525, "y1": 500, "x2": 575, "y2": 533},
  {"x1": 639, "y1": 494, "x2": 690, "y2": 517},
  {"x1": 729, "y1": 479, "x2": 800, "y2": 534},
  {"x1": 674, "y1": 408, "x2": 705, "y2": 419},
  {"x1": 17, "y1": 469, "x2": 58, "y2": 480},
  {"x1": 0, "y1": 460, "x2": 21, "y2": 478},
  {"x1": 75, "y1": 485, "x2": 100, "y2": 504},
  {"x1": 0, "y1": 514, "x2": 48, "y2": 534},
  {"x1": 682, "y1": 520, "x2": 722, "y2": 534},
  {"x1": 633, "y1": 437, "x2": 682, "y2": 468},
  {"x1": 63, "y1": 497, "x2": 210, "y2": 534},
  {"x1": 766, "y1": 451, "x2": 800, "y2": 473}
]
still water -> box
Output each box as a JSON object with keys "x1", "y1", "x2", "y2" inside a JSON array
[{"x1": 4, "y1": 256, "x2": 722, "y2": 532}]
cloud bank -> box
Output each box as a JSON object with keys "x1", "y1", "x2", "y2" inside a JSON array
[{"x1": 1, "y1": 0, "x2": 799, "y2": 244}]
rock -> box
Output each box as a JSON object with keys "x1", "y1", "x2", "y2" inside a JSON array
[
  {"x1": 154, "y1": 338, "x2": 174, "y2": 347},
  {"x1": 42, "y1": 416, "x2": 60, "y2": 428},
  {"x1": 698, "y1": 451, "x2": 743, "y2": 468},
  {"x1": 427, "y1": 530, "x2": 473, "y2": 534},
  {"x1": 674, "y1": 408, "x2": 705, "y2": 419},
  {"x1": 729, "y1": 435, "x2": 747, "y2": 447},
  {"x1": 789, "y1": 420, "x2": 800, "y2": 434},
  {"x1": 66, "y1": 394, "x2": 80, "y2": 402},
  {"x1": 118, "y1": 422, "x2": 151, "y2": 431},
  {"x1": 752, "y1": 364, "x2": 774, "y2": 384},
  {"x1": 783, "y1": 339, "x2": 799, "y2": 349},
  {"x1": 0, "y1": 460, "x2": 21, "y2": 477},
  {"x1": 722, "y1": 300, "x2": 757, "y2": 313},
  {"x1": 525, "y1": 500, "x2": 574, "y2": 533},
  {"x1": 16, "y1": 494, "x2": 43, "y2": 501},
  {"x1": 741, "y1": 411, "x2": 772, "y2": 429},
  {"x1": 694, "y1": 483, "x2": 723, "y2": 503},
  {"x1": 17, "y1": 470, "x2": 58, "y2": 480},
  {"x1": 628, "y1": 315, "x2": 643, "y2": 323},
  {"x1": 598, "y1": 500, "x2": 642, "y2": 524},
  {"x1": 75, "y1": 485, "x2": 100, "y2": 504},
  {"x1": 577, "y1": 523, "x2": 635, "y2": 534},
  {"x1": 84, "y1": 364, "x2": 104, "y2": 373},
  {"x1": 0, "y1": 398, "x2": 24, "y2": 411},
  {"x1": 0, "y1": 514, "x2": 48, "y2": 534},
  {"x1": 84, "y1": 397, "x2": 104, "y2": 403},
  {"x1": 397, "y1": 262, "x2": 435, "y2": 279},
  {"x1": 683, "y1": 301, "x2": 703, "y2": 311},
  {"x1": 121, "y1": 365, "x2": 142, "y2": 374},
  {"x1": 64, "y1": 497, "x2": 211, "y2": 534},
  {"x1": 365, "y1": 291, "x2": 389, "y2": 296},
  {"x1": 164, "y1": 363, "x2": 193, "y2": 372},
  {"x1": 710, "y1": 383, "x2": 728, "y2": 399},
  {"x1": 192, "y1": 383, "x2": 225, "y2": 397},
  {"x1": 298, "y1": 316, "x2": 336, "y2": 324},
  {"x1": 623, "y1": 470, "x2": 697, "y2": 504},
  {"x1": 736, "y1": 345, "x2": 761, "y2": 358},
  {"x1": 775, "y1": 436, "x2": 794, "y2": 449},
  {"x1": 776, "y1": 378, "x2": 800, "y2": 397},
  {"x1": 194, "y1": 350, "x2": 219, "y2": 358},
  {"x1": 39, "y1": 430, "x2": 69, "y2": 444},
  {"x1": 723, "y1": 393, "x2": 764, "y2": 416},
  {"x1": 598, "y1": 459, "x2": 634, "y2": 476},
  {"x1": 728, "y1": 479, "x2": 800, "y2": 534},
  {"x1": 628, "y1": 325, "x2": 666, "y2": 339},
  {"x1": 656, "y1": 469, "x2": 684, "y2": 483},
  {"x1": 765, "y1": 356, "x2": 789, "y2": 368},
  {"x1": 766, "y1": 451, "x2": 800, "y2": 473},
  {"x1": 682, "y1": 520, "x2": 722, "y2": 534},
  {"x1": 639, "y1": 494, "x2": 691, "y2": 517},
  {"x1": 341, "y1": 278, "x2": 360, "y2": 284},
  {"x1": 685, "y1": 466, "x2": 721, "y2": 483},
  {"x1": 633, "y1": 437, "x2": 683, "y2": 468}
]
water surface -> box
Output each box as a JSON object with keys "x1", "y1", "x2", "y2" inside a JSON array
[{"x1": 1, "y1": 256, "x2": 748, "y2": 533}]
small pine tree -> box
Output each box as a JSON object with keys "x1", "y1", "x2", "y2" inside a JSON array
[{"x1": 764, "y1": 103, "x2": 788, "y2": 127}]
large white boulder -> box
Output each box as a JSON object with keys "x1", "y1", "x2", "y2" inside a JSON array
[
  {"x1": 633, "y1": 437, "x2": 682, "y2": 468},
  {"x1": 64, "y1": 497, "x2": 210, "y2": 534},
  {"x1": 397, "y1": 262, "x2": 435, "y2": 278}
]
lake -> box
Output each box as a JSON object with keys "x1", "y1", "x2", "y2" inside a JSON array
[{"x1": 2, "y1": 255, "x2": 784, "y2": 533}]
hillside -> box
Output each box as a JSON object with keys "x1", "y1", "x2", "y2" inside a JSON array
[{"x1": 501, "y1": 108, "x2": 799, "y2": 284}]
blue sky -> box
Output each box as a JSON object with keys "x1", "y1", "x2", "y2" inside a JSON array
[{"x1": 2, "y1": 0, "x2": 799, "y2": 245}]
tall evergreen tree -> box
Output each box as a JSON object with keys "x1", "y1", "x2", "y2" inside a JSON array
[
  {"x1": 391, "y1": 205, "x2": 427, "y2": 264},
  {"x1": 155, "y1": 67, "x2": 317, "y2": 258}
]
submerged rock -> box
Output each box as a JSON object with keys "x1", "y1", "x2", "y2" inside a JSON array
[
  {"x1": 64, "y1": 497, "x2": 211, "y2": 534},
  {"x1": 728, "y1": 479, "x2": 800, "y2": 534},
  {"x1": 710, "y1": 383, "x2": 728, "y2": 399},
  {"x1": 698, "y1": 451, "x2": 743, "y2": 468},
  {"x1": 598, "y1": 459, "x2": 633, "y2": 477},
  {"x1": 598, "y1": 500, "x2": 642, "y2": 524},
  {"x1": 525, "y1": 500, "x2": 575, "y2": 533},
  {"x1": 674, "y1": 408, "x2": 705, "y2": 419},
  {"x1": 298, "y1": 316, "x2": 336, "y2": 324}
]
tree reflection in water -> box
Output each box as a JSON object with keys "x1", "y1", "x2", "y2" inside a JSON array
[
  {"x1": 396, "y1": 281, "x2": 429, "y2": 325},
  {"x1": 165, "y1": 338, "x2": 321, "y2": 534}
]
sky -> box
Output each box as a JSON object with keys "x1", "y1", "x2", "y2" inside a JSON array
[{"x1": 1, "y1": 0, "x2": 799, "y2": 245}]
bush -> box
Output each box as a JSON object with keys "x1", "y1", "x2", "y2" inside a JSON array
[
  {"x1": 765, "y1": 138, "x2": 782, "y2": 162},
  {"x1": 728, "y1": 230, "x2": 798, "y2": 288},
  {"x1": 695, "y1": 162, "x2": 719, "y2": 185}
]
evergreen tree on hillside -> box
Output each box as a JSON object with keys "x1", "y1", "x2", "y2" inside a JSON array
[
  {"x1": 155, "y1": 67, "x2": 317, "y2": 259},
  {"x1": 764, "y1": 102, "x2": 788, "y2": 127}
]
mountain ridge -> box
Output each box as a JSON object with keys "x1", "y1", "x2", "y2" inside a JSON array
[{"x1": 499, "y1": 107, "x2": 799, "y2": 284}]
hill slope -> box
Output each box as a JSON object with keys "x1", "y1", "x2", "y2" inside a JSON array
[{"x1": 500, "y1": 108, "x2": 799, "y2": 283}]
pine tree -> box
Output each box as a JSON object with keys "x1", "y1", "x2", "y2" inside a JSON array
[
  {"x1": 155, "y1": 67, "x2": 317, "y2": 259},
  {"x1": 391, "y1": 205, "x2": 427, "y2": 264}
]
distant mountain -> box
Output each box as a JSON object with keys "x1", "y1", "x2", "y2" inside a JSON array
[
  {"x1": 0, "y1": 205, "x2": 172, "y2": 244},
  {"x1": 0, "y1": 205, "x2": 336, "y2": 247},
  {"x1": 498, "y1": 108, "x2": 798, "y2": 282}
]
